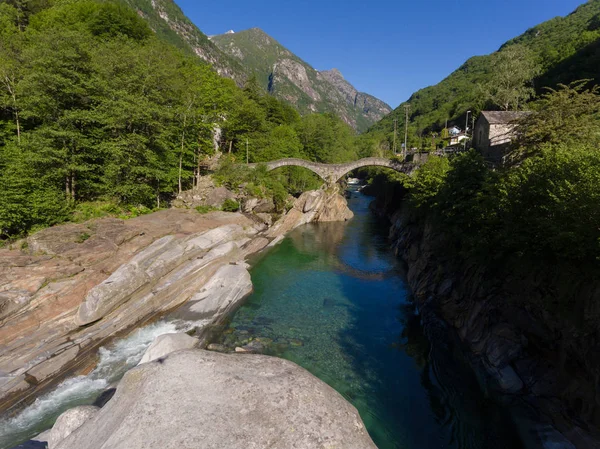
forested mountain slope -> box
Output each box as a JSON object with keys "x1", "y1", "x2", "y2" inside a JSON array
[
  {"x1": 0, "y1": 0, "x2": 361, "y2": 237},
  {"x1": 118, "y1": 1, "x2": 390, "y2": 131},
  {"x1": 119, "y1": 0, "x2": 247, "y2": 84},
  {"x1": 369, "y1": 0, "x2": 600, "y2": 141},
  {"x1": 211, "y1": 28, "x2": 391, "y2": 132}
]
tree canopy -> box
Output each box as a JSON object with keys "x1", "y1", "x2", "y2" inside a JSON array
[{"x1": 0, "y1": 0, "x2": 361, "y2": 237}]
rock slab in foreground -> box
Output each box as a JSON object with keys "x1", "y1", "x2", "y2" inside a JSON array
[
  {"x1": 55, "y1": 350, "x2": 377, "y2": 449},
  {"x1": 48, "y1": 406, "x2": 99, "y2": 449}
]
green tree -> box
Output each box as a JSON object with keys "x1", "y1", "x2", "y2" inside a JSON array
[
  {"x1": 403, "y1": 155, "x2": 450, "y2": 210},
  {"x1": 512, "y1": 81, "x2": 600, "y2": 159},
  {"x1": 485, "y1": 45, "x2": 540, "y2": 111}
]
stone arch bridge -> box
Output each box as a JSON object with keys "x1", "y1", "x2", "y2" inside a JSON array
[{"x1": 248, "y1": 157, "x2": 417, "y2": 184}]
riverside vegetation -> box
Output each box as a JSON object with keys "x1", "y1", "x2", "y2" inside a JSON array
[
  {"x1": 368, "y1": 80, "x2": 600, "y2": 302},
  {"x1": 0, "y1": 0, "x2": 367, "y2": 239}
]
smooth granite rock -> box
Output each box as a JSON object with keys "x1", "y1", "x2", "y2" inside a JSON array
[
  {"x1": 75, "y1": 225, "x2": 245, "y2": 325},
  {"x1": 171, "y1": 264, "x2": 252, "y2": 320},
  {"x1": 32, "y1": 429, "x2": 52, "y2": 443},
  {"x1": 55, "y1": 350, "x2": 376, "y2": 449},
  {"x1": 48, "y1": 406, "x2": 99, "y2": 449},
  {"x1": 0, "y1": 210, "x2": 261, "y2": 414},
  {"x1": 138, "y1": 333, "x2": 198, "y2": 365}
]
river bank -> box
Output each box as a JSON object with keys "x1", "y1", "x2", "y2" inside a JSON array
[
  {"x1": 0, "y1": 187, "x2": 352, "y2": 448},
  {"x1": 370, "y1": 195, "x2": 600, "y2": 449},
  {"x1": 4, "y1": 188, "x2": 527, "y2": 449}
]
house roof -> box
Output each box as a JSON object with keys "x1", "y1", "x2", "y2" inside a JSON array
[{"x1": 480, "y1": 111, "x2": 531, "y2": 124}]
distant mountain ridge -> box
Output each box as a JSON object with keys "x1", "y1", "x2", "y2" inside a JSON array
[
  {"x1": 118, "y1": 1, "x2": 390, "y2": 132},
  {"x1": 211, "y1": 28, "x2": 391, "y2": 131}
]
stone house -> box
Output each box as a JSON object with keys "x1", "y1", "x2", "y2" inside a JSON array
[{"x1": 473, "y1": 111, "x2": 530, "y2": 163}]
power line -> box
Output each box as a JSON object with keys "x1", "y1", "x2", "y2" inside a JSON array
[
  {"x1": 393, "y1": 118, "x2": 398, "y2": 154},
  {"x1": 403, "y1": 104, "x2": 411, "y2": 159}
]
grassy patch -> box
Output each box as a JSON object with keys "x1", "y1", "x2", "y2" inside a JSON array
[
  {"x1": 72, "y1": 201, "x2": 153, "y2": 222},
  {"x1": 195, "y1": 205, "x2": 218, "y2": 214},
  {"x1": 76, "y1": 232, "x2": 91, "y2": 243},
  {"x1": 222, "y1": 199, "x2": 240, "y2": 212}
]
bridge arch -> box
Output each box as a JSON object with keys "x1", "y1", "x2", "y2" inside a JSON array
[{"x1": 248, "y1": 157, "x2": 415, "y2": 184}]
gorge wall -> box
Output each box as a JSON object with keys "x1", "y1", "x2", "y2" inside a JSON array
[{"x1": 371, "y1": 198, "x2": 600, "y2": 449}]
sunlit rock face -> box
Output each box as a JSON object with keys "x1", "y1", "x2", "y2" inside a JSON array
[{"x1": 54, "y1": 350, "x2": 377, "y2": 449}]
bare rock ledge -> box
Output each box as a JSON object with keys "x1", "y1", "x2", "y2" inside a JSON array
[
  {"x1": 0, "y1": 188, "x2": 352, "y2": 415},
  {"x1": 54, "y1": 350, "x2": 377, "y2": 449}
]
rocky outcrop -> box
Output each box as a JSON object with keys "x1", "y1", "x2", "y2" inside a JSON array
[
  {"x1": 0, "y1": 210, "x2": 262, "y2": 415},
  {"x1": 168, "y1": 263, "x2": 253, "y2": 321},
  {"x1": 0, "y1": 188, "x2": 352, "y2": 416},
  {"x1": 48, "y1": 406, "x2": 99, "y2": 449},
  {"x1": 172, "y1": 176, "x2": 237, "y2": 209},
  {"x1": 382, "y1": 202, "x2": 600, "y2": 449},
  {"x1": 266, "y1": 188, "x2": 353, "y2": 239},
  {"x1": 138, "y1": 333, "x2": 198, "y2": 365},
  {"x1": 53, "y1": 350, "x2": 376, "y2": 449},
  {"x1": 75, "y1": 224, "x2": 248, "y2": 325}
]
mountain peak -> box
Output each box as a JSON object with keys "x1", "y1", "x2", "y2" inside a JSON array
[
  {"x1": 322, "y1": 68, "x2": 344, "y2": 80},
  {"x1": 211, "y1": 30, "x2": 390, "y2": 131}
]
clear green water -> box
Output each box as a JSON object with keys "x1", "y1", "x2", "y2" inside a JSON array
[{"x1": 216, "y1": 191, "x2": 523, "y2": 449}]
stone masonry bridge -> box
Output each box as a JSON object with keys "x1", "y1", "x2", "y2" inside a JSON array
[{"x1": 248, "y1": 157, "x2": 417, "y2": 184}]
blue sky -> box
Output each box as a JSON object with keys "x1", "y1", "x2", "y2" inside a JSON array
[{"x1": 177, "y1": 0, "x2": 586, "y2": 108}]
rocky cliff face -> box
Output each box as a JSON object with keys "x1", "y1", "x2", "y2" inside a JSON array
[
  {"x1": 211, "y1": 28, "x2": 392, "y2": 131},
  {"x1": 120, "y1": 0, "x2": 247, "y2": 84},
  {"x1": 377, "y1": 201, "x2": 600, "y2": 449},
  {"x1": 0, "y1": 188, "x2": 353, "y2": 416},
  {"x1": 320, "y1": 68, "x2": 392, "y2": 126}
]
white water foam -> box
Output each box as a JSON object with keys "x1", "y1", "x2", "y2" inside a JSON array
[{"x1": 0, "y1": 318, "x2": 209, "y2": 449}]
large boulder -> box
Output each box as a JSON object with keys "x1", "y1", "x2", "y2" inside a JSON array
[
  {"x1": 54, "y1": 350, "x2": 377, "y2": 449},
  {"x1": 266, "y1": 189, "x2": 353, "y2": 239},
  {"x1": 315, "y1": 191, "x2": 354, "y2": 222},
  {"x1": 253, "y1": 197, "x2": 275, "y2": 213},
  {"x1": 138, "y1": 333, "x2": 198, "y2": 365},
  {"x1": 48, "y1": 406, "x2": 99, "y2": 449},
  {"x1": 205, "y1": 187, "x2": 236, "y2": 208}
]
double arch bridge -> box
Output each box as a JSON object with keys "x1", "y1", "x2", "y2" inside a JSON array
[{"x1": 247, "y1": 157, "x2": 417, "y2": 184}]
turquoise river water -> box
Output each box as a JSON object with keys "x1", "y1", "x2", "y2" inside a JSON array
[
  {"x1": 214, "y1": 190, "x2": 523, "y2": 449},
  {"x1": 0, "y1": 189, "x2": 523, "y2": 449}
]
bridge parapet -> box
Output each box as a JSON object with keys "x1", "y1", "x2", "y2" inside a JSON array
[{"x1": 248, "y1": 157, "x2": 416, "y2": 184}]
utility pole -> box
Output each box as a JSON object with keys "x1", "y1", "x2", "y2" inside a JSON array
[
  {"x1": 393, "y1": 118, "x2": 398, "y2": 155},
  {"x1": 464, "y1": 110, "x2": 471, "y2": 151},
  {"x1": 246, "y1": 138, "x2": 249, "y2": 164},
  {"x1": 403, "y1": 104, "x2": 410, "y2": 160}
]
